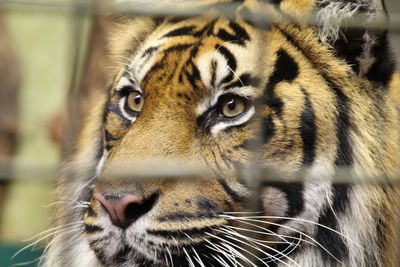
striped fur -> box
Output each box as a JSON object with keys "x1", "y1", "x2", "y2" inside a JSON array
[{"x1": 43, "y1": 0, "x2": 400, "y2": 266}]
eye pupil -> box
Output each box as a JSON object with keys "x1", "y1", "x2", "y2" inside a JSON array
[
  {"x1": 227, "y1": 100, "x2": 236, "y2": 111},
  {"x1": 134, "y1": 95, "x2": 141, "y2": 105}
]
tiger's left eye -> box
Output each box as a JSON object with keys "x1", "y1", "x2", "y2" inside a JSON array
[
  {"x1": 125, "y1": 90, "x2": 143, "y2": 112},
  {"x1": 220, "y1": 95, "x2": 247, "y2": 118}
]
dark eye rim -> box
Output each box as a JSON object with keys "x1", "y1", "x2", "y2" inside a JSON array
[{"x1": 118, "y1": 85, "x2": 137, "y2": 97}]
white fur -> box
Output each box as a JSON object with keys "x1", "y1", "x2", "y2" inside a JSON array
[{"x1": 316, "y1": 0, "x2": 366, "y2": 44}]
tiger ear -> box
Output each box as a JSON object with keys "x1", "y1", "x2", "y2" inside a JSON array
[{"x1": 316, "y1": 0, "x2": 395, "y2": 86}]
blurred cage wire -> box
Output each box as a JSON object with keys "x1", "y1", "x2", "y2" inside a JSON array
[{"x1": 0, "y1": 0, "x2": 399, "y2": 265}]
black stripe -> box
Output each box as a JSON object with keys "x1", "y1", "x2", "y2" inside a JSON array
[
  {"x1": 189, "y1": 43, "x2": 200, "y2": 58},
  {"x1": 141, "y1": 46, "x2": 159, "y2": 58},
  {"x1": 147, "y1": 226, "x2": 212, "y2": 239},
  {"x1": 216, "y1": 45, "x2": 237, "y2": 84},
  {"x1": 141, "y1": 60, "x2": 166, "y2": 84},
  {"x1": 218, "y1": 179, "x2": 244, "y2": 202},
  {"x1": 210, "y1": 60, "x2": 218, "y2": 87},
  {"x1": 216, "y1": 21, "x2": 250, "y2": 46},
  {"x1": 104, "y1": 129, "x2": 119, "y2": 142},
  {"x1": 333, "y1": 84, "x2": 352, "y2": 167},
  {"x1": 315, "y1": 184, "x2": 349, "y2": 263},
  {"x1": 223, "y1": 73, "x2": 262, "y2": 89},
  {"x1": 276, "y1": 27, "x2": 353, "y2": 166},
  {"x1": 265, "y1": 182, "x2": 304, "y2": 218},
  {"x1": 216, "y1": 45, "x2": 237, "y2": 71},
  {"x1": 261, "y1": 114, "x2": 275, "y2": 143},
  {"x1": 84, "y1": 224, "x2": 103, "y2": 233},
  {"x1": 264, "y1": 49, "x2": 298, "y2": 117},
  {"x1": 158, "y1": 212, "x2": 220, "y2": 222},
  {"x1": 184, "y1": 63, "x2": 201, "y2": 90},
  {"x1": 229, "y1": 21, "x2": 250, "y2": 42},
  {"x1": 163, "y1": 43, "x2": 193, "y2": 53},
  {"x1": 162, "y1": 26, "x2": 196, "y2": 38},
  {"x1": 87, "y1": 205, "x2": 97, "y2": 217},
  {"x1": 300, "y1": 88, "x2": 316, "y2": 165},
  {"x1": 193, "y1": 21, "x2": 216, "y2": 38},
  {"x1": 179, "y1": 44, "x2": 201, "y2": 85}
]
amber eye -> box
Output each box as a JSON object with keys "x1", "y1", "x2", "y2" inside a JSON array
[
  {"x1": 220, "y1": 95, "x2": 247, "y2": 118},
  {"x1": 125, "y1": 90, "x2": 143, "y2": 113}
]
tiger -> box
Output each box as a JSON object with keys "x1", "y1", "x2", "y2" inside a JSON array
[{"x1": 43, "y1": 0, "x2": 400, "y2": 266}]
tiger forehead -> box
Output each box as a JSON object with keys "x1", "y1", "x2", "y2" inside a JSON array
[{"x1": 128, "y1": 18, "x2": 265, "y2": 90}]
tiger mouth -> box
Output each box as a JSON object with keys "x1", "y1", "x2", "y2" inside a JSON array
[{"x1": 89, "y1": 227, "x2": 234, "y2": 266}]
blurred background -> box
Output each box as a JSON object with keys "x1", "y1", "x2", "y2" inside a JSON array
[
  {"x1": 0, "y1": 0, "x2": 399, "y2": 266},
  {"x1": 0, "y1": 1, "x2": 113, "y2": 265}
]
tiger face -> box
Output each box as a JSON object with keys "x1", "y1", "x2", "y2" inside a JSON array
[{"x1": 45, "y1": 0, "x2": 400, "y2": 266}]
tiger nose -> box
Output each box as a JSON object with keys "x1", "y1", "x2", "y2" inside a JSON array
[{"x1": 94, "y1": 193, "x2": 158, "y2": 229}]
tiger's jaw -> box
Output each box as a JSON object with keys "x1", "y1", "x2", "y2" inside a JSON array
[
  {"x1": 83, "y1": 221, "x2": 235, "y2": 267},
  {"x1": 83, "y1": 215, "x2": 224, "y2": 267}
]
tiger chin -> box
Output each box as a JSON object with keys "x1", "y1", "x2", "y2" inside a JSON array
[{"x1": 43, "y1": 0, "x2": 400, "y2": 266}]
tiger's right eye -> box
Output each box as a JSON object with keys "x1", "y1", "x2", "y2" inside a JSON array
[{"x1": 125, "y1": 90, "x2": 143, "y2": 113}]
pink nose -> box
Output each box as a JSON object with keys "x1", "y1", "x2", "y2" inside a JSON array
[{"x1": 94, "y1": 193, "x2": 157, "y2": 228}]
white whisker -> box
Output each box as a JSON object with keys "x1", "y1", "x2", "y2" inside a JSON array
[
  {"x1": 206, "y1": 232, "x2": 258, "y2": 267},
  {"x1": 223, "y1": 224, "x2": 317, "y2": 248},
  {"x1": 183, "y1": 247, "x2": 195, "y2": 267},
  {"x1": 14, "y1": 225, "x2": 82, "y2": 260},
  {"x1": 223, "y1": 214, "x2": 365, "y2": 250},
  {"x1": 23, "y1": 221, "x2": 83, "y2": 242},
  {"x1": 163, "y1": 250, "x2": 170, "y2": 267},
  {"x1": 218, "y1": 228, "x2": 295, "y2": 267},
  {"x1": 223, "y1": 215, "x2": 343, "y2": 264},
  {"x1": 191, "y1": 245, "x2": 206, "y2": 267},
  {"x1": 223, "y1": 225, "x2": 291, "y2": 244},
  {"x1": 221, "y1": 226, "x2": 303, "y2": 266},
  {"x1": 224, "y1": 211, "x2": 264, "y2": 215},
  {"x1": 213, "y1": 253, "x2": 231, "y2": 267},
  {"x1": 39, "y1": 226, "x2": 83, "y2": 266},
  {"x1": 264, "y1": 234, "x2": 303, "y2": 265},
  {"x1": 204, "y1": 239, "x2": 243, "y2": 267},
  {"x1": 166, "y1": 246, "x2": 174, "y2": 266}
]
